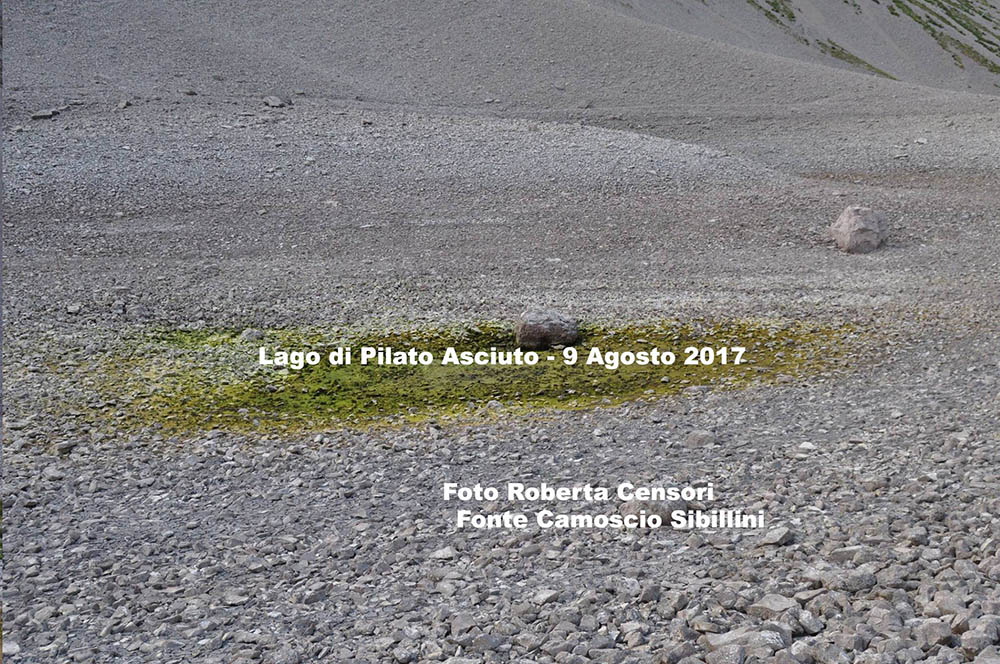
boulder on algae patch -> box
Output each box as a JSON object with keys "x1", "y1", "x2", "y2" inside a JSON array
[{"x1": 514, "y1": 310, "x2": 579, "y2": 350}]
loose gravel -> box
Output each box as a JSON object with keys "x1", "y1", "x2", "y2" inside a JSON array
[{"x1": 3, "y1": 1, "x2": 1000, "y2": 662}]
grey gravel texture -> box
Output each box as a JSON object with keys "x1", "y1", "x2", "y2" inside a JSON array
[{"x1": 3, "y1": 1, "x2": 1000, "y2": 663}]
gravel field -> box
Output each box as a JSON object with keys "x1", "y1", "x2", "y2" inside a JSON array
[{"x1": 3, "y1": 1, "x2": 1000, "y2": 663}]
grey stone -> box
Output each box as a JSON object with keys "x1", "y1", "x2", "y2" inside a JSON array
[
  {"x1": 621, "y1": 620, "x2": 645, "y2": 634},
  {"x1": 934, "y1": 646, "x2": 965, "y2": 664},
  {"x1": 762, "y1": 622, "x2": 793, "y2": 647},
  {"x1": 963, "y1": 629, "x2": 997, "y2": 656},
  {"x1": 933, "y1": 591, "x2": 968, "y2": 616},
  {"x1": 268, "y1": 646, "x2": 301, "y2": 664},
  {"x1": 514, "y1": 309, "x2": 579, "y2": 350},
  {"x1": 707, "y1": 644, "x2": 746, "y2": 664},
  {"x1": 760, "y1": 526, "x2": 794, "y2": 546},
  {"x1": 746, "y1": 630, "x2": 788, "y2": 653},
  {"x1": 684, "y1": 429, "x2": 717, "y2": 448},
  {"x1": 829, "y1": 545, "x2": 868, "y2": 562},
  {"x1": 831, "y1": 570, "x2": 877, "y2": 593},
  {"x1": 263, "y1": 95, "x2": 287, "y2": 108},
  {"x1": 831, "y1": 629, "x2": 869, "y2": 652},
  {"x1": 613, "y1": 575, "x2": 641, "y2": 597},
  {"x1": 902, "y1": 526, "x2": 929, "y2": 545},
  {"x1": 54, "y1": 440, "x2": 78, "y2": 455},
  {"x1": 639, "y1": 583, "x2": 661, "y2": 603},
  {"x1": 542, "y1": 639, "x2": 574, "y2": 655},
  {"x1": 815, "y1": 644, "x2": 852, "y2": 664},
  {"x1": 868, "y1": 607, "x2": 904, "y2": 634},
  {"x1": 222, "y1": 591, "x2": 250, "y2": 606},
  {"x1": 240, "y1": 328, "x2": 265, "y2": 341},
  {"x1": 749, "y1": 594, "x2": 800, "y2": 619},
  {"x1": 790, "y1": 640, "x2": 814, "y2": 663},
  {"x1": 392, "y1": 645, "x2": 418, "y2": 663},
  {"x1": 798, "y1": 609, "x2": 826, "y2": 635},
  {"x1": 513, "y1": 631, "x2": 544, "y2": 650},
  {"x1": 450, "y1": 613, "x2": 476, "y2": 636},
  {"x1": 691, "y1": 616, "x2": 722, "y2": 633},
  {"x1": 974, "y1": 616, "x2": 1000, "y2": 640},
  {"x1": 661, "y1": 643, "x2": 698, "y2": 664},
  {"x1": 42, "y1": 465, "x2": 66, "y2": 481},
  {"x1": 705, "y1": 627, "x2": 755, "y2": 651},
  {"x1": 589, "y1": 649, "x2": 627, "y2": 664},
  {"x1": 830, "y1": 205, "x2": 889, "y2": 253},
  {"x1": 774, "y1": 650, "x2": 804, "y2": 664},
  {"x1": 876, "y1": 637, "x2": 919, "y2": 654},
  {"x1": 429, "y1": 545, "x2": 457, "y2": 559},
  {"x1": 916, "y1": 619, "x2": 954, "y2": 649},
  {"x1": 975, "y1": 647, "x2": 1000, "y2": 663},
  {"x1": 469, "y1": 634, "x2": 506, "y2": 653},
  {"x1": 533, "y1": 588, "x2": 561, "y2": 605}
]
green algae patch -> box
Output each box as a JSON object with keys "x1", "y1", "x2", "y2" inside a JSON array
[{"x1": 97, "y1": 319, "x2": 858, "y2": 434}]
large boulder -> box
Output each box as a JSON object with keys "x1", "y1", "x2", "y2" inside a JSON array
[
  {"x1": 830, "y1": 206, "x2": 889, "y2": 254},
  {"x1": 514, "y1": 309, "x2": 579, "y2": 350}
]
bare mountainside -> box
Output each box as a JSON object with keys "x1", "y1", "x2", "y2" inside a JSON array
[
  {"x1": 587, "y1": 0, "x2": 1000, "y2": 93},
  {"x1": 5, "y1": 0, "x2": 999, "y2": 124}
]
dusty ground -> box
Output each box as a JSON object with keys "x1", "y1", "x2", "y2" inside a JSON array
[{"x1": 3, "y1": 1, "x2": 1000, "y2": 663}]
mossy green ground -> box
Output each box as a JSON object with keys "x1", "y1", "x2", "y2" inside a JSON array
[{"x1": 94, "y1": 319, "x2": 857, "y2": 434}]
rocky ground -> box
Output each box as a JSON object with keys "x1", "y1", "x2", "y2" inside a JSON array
[
  {"x1": 4, "y1": 1, "x2": 1000, "y2": 663},
  {"x1": 2, "y1": 330, "x2": 1000, "y2": 664}
]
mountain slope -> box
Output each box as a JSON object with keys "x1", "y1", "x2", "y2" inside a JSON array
[
  {"x1": 586, "y1": 0, "x2": 1000, "y2": 93},
  {"x1": 5, "y1": 0, "x2": 998, "y2": 122}
]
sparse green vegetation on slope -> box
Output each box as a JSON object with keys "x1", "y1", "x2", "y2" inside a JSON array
[{"x1": 742, "y1": 0, "x2": 1000, "y2": 78}]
